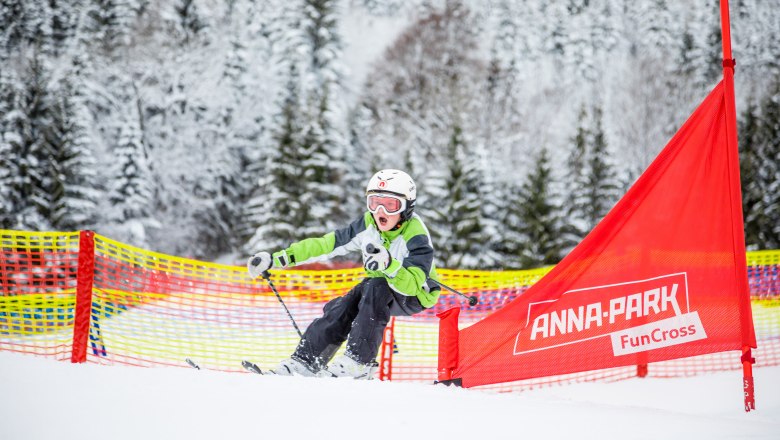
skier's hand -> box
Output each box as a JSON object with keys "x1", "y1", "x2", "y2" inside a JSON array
[
  {"x1": 362, "y1": 243, "x2": 390, "y2": 272},
  {"x1": 247, "y1": 251, "x2": 272, "y2": 279}
]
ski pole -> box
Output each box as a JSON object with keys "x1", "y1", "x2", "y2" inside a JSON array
[
  {"x1": 251, "y1": 256, "x2": 304, "y2": 339},
  {"x1": 365, "y1": 244, "x2": 479, "y2": 307},
  {"x1": 430, "y1": 279, "x2": 479, "y2": 307}
]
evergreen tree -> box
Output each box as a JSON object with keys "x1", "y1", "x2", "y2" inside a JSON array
[
  {"x1": 344, "y1": 105, "x2": 380, "y2": 216},
  {"x1": 699, "y1": 0, "x2": 722, "y2": 88},
  {"x1": 48, "y1": 75, "x2": 100, "y2": 230},
  {"x1": 430, "y1": 125, "x2": 494, "y2": 269},
  {"x1": 582, "y1": 105, "x2": 620, "y2": 231},
  {"x1": 298, "y1": 0, "x2": 349, "y2": 234},
  {"x1": 563, "y1": 104, "x2": 620, "y2": 245},
  {"x1": 79, "y1": 0, "x2": 135, "y2": 57},
  {"x1": 105, "y1": 79, "x2": 156, "y2": 247},
  {"x1": 191, "y1": 140, "x2": 246, "y2": 258},
  {"x1": 245, "y1": 61, "x2": 307, "y2": 252},
  {"x1": 738, "y1": 98, "x2": 763, "y2": 249},
  {"x1": 563, "y1": 105, "x2": 590, "y2": 246},
  {"x1": 0, "y1": 1, "x2": 58, "y2": 56},
  {"x1": 48, "y1": 0, "x2": 83, "y2": 55},
  {"x1": 497, "y1": 178, "x2": 526, "y2": 269},
  {"x1": 0, "y1": 1, "x2": 25, "y2": 57},
  {"x1": 299, "y1": 88, "x2": 347, "y2": 236},
  {"x1": 110, "y1": 122, "x2": 152, "y2": 219},
  {"x1": 515, "y1": 147, "x2": 566, "y2": 268},
  {"x1": 752, "y1": 78, "x2": 780, "y2": 248},
  {"x1": 245, "y1": 0, "x2": 348, "y2": 251},
  {"x1": 0, "y1": 68, "x2": 24, "y2": 228},
  {"x1": 243, "y1": 0, "x2": 308, "y2": 252},
  {"x1": 1, "y1": 51, "x2": 57, "y2": 230},
  {"x1": 226, "y1": 0, "x2": 278, "y2": 246},
  {"x1": 173, "y1": 0, "x2": 207, "y2": 44},
  {"x1": 544, "y1": 1, "x2": 568, "y2": 59}
]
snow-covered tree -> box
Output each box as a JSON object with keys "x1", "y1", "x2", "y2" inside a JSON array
[
  {"x1": 172, "y1": 0, "x2": 207, "y2": 44},
  {"x1": 496, "y1": 178, "x2": 525, "y2": 269},
  {"x1": 563, "y1": 106, "x2": 590, "y2": 244},
  {"x1": 0, "y1": 1, "x2": 52, "y2": 56},
  {"x1": 0, "y1": 51, "x2": 57, "y2": 230},
  {"x1": 0, "y1": 68, "x2": 25, "y2": 228},
  {"x1": 245, "y1": 0, "x2": 350, "y2": 251},
  {"x1": 79, "y1": 0, "x2": 136, "y2": 57},
  {"x1": 563, "y1": 104, "x2": 620, "y2": 245},
  {"x1": 738, "y1": 97, "x2": 763, "y2": 250},
  {"x1": 104, "y1": 78, "x2": 157, "y2": 248},
  {"x1": 429, "y1": 124, "x2": 496, "y2": 269},
  {"x1": 358, "y1": 1, "x2": 484, "y2": 199},
  {"x1": 48, "y1": 74, "x2": 100, "y2": 230},
  {"x1": 0, "y1": 0, "x2": 83, "y2": 57},
  {"x1": 245, "y1": 60, "x2": 307, "y2": 252},
  {"x1": 298, "y1": 0, "x2": 350, "y2": 233},
  {"x1": 751, "y1": 78, "x2": 780, "y2": 248},
  {"x1": 582, "y1": 105, "x2": 620, "y2": 230},
  {"x1": 515, "y1": 147, "x2": 566, "y2": 268},
  {"x1": 0, "y1": 0, "x2": 777, "y2": 265}
]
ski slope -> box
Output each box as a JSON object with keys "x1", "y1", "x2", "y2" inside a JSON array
[{"x1": 1, "y1": 351, "x2": 778, "y2": 440}]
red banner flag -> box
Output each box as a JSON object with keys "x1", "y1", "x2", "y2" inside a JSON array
[{"x1": 453, "y1": 81, "x2": 756, "y2": 387}]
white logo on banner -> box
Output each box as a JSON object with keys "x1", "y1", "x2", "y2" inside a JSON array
[
  {"x1": 513, "y1": 272, "x2": 708, "y2": 357},
  {"x1": 610, "y1": 312, "x2": 707, "y2": 355}
]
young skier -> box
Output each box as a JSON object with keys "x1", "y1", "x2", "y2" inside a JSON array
[{"x1": 247, "y1": 169, "x2": 440, "y2": 378}]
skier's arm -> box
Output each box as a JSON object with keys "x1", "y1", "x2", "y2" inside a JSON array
[
  {"x1": 379, "y1": 235, "x2": 434, "y2": 298},
  {"x1": 272, "y1": 216, "x2": 366, "y2": 267}
]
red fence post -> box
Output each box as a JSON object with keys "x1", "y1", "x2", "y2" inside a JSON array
[
  {"x1": 379, "y1": 317, "x2": 395, "y2": 381},
  {"x1": 742, "y1": 346, "x2": 756, "y2": 411},
  {"x1": 436, "y1": 307, "x2": 460, "y2": 383},
  {"x1": 71, "y1": 230, "x2": 95, "y2": 363}
]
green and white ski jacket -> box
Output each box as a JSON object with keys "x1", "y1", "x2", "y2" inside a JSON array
[{"x1": 271, "y1": 212, "x2": 441, "y2": 308}]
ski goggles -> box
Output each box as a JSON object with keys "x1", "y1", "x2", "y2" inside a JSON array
[{"x1": 366, "y1": 193, "x2": 406, "y2": 215}]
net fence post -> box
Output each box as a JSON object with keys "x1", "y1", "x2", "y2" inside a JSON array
[
  {"x1": 435, "y1": 307, "x2": 461, "y2": 385},
  {"x1": 379, "y1": 316, "x2": 395, "y2": 381},
  {"x1": 71, "y1": 230, "x2": 95, "y2": 363},
  {"x1": 742, "y1": 346, "x2": 756, "y2": 411}
]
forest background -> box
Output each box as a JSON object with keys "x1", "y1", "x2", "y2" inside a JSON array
[{"x1": 1, "y1": 0, "x2": 778, "y2": 269}]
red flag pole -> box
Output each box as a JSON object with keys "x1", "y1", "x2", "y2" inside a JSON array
[{"x1": 719, "y1": 0, "x2": 757, "y2": 412}]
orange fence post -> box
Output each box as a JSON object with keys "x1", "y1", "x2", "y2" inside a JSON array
[{"x1": 71, "y1": 230, "x2": 95, "y2": 363}]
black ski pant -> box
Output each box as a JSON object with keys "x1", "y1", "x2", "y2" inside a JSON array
[{"x1": 293, "y1": 277, "x2": 424, "y2": 367}]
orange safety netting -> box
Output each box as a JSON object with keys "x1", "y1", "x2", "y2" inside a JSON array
[{"x1": 1, "y1": 229, "x2": 778, "y2": 388}]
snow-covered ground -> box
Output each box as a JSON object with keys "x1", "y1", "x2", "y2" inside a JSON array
[{"x1": 1, "y1": 351, "x2": 778, "y2": 440}]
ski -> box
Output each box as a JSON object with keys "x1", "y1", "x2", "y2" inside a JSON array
[
  {"x1": 242, "y1": 360, "x2": 266, "y2": 375},
  {"x1": 185, "y1": 358, "x2": 201, "y2": 370}
]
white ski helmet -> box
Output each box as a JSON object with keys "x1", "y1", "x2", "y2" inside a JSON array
[{"x1": 366, "y1": 169, "x2": 417, "y2": 222}]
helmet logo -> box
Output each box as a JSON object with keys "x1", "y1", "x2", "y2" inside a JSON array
[{"x1": 378, "y1": 181, "x2": 386, "y2": 188}]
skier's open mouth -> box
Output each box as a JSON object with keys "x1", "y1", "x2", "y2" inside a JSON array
[{"x1": 378, "y1": 216, "x2": 388, "y2": 226}]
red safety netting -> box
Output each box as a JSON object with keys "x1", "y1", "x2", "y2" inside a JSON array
[{"x1": 0, "y1": 231, "x2": 80, "y2": 360}]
